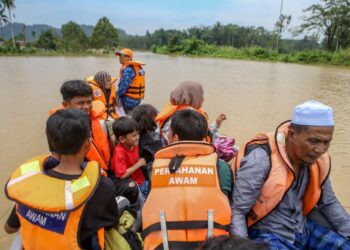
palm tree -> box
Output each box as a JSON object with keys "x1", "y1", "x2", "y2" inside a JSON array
[
  {"x1": 0, "y1": 3, "x2": 9, "y2": 40},
  {"x1": 1, "y1": 0, "x2": 15, "y2": 46}
]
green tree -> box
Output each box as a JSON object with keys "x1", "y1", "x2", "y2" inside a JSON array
[
  {"x1": 36, "y1": 30, "x2": 58, "y2": 50},
  {"x1": 0, "y1": 2, "x2": 9, "y2": 39},
  {"x1": 299, "y1": 0, "x2": 350, "y2": 51},
  {"x1": 1, "y1": 0, "x2": 15, "y2": 45},
  {"x1": 91, "y1": 17, "x2": 119, "y2": 48},
  {"x1": 61, "y1": 21, "x2": 88, "y2": 51}
]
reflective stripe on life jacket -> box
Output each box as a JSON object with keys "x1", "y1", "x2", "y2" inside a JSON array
[
  {"x1": 142, "y1": 142, "x2": 231, "y2": 250},
  {"x1": 86, "y1": 76, "x2": 118, "y2": 119},
  {"x1": 155, "y1": 103, "x2": 210, "y2": 145},
  {"x1": 234, "y1": 121, "x2": 331, "y2": 227},
  {"x1": 5, "y1": 155, "x2": 104, "y2": 250},
  {"x1": 119, "y1": 61, "x2": 145, "y2": 99}
]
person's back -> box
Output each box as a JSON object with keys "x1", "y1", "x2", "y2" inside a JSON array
[
  {"x1": 142, "y1": 109, "x2": 232, "y2": 250},
  {"x1": 4, "y1": 109, "x2": 119, "y2": 250}
]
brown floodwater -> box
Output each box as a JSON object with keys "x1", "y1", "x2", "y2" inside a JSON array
[{"x1": 0, "y1": 52, "x2": 349, "y2": 247}]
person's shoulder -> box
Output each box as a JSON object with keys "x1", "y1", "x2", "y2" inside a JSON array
[
  {"x1": 96, "y1": 176, "x2": 115, "y2": 196},
  {"x1": 123, "y1": 65, "x2": 136, "y2": 72},
  {"x1": 116, "y1": 143, "x2": 126, "y2": 152}
]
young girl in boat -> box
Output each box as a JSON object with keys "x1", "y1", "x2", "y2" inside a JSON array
[{"x1": 132, "y1": 104, "x2": 164, "y2": 186}]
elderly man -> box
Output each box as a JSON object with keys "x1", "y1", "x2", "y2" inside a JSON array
[
  {"x1": 231, "y1": 100, "x2": 350, "y2": 249},
  {"x1": 115, "y1": 48, "x2": 145, "y2": 115}
]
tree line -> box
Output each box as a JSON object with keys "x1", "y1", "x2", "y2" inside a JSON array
[{"x1": 1, "y1": 0, "x2": 350, "y2": 55}]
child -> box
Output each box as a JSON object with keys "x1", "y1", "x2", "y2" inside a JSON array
[
  {"x1": 111, "y1": 116, "x2": 148, "y2": 197},
  {"x1": 132, "y1": 104, "x2": 163, "y2": 165},
  {"x1": 4, "y1": 109, "x2": 119, "y2": 250},
  {"x1": 156, "y1": 81, "x2": 227, "y2": 144}
]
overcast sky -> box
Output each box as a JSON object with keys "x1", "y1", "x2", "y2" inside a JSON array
[{"x1": 14, "y1": 0, "x2": 317, "y2": 36}]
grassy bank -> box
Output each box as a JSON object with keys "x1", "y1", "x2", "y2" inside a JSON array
[
  {"x1": 0, "y1": 46, "x2": 113, "y2": 57},
  {"x1": 153, "y1": 39, "x2": 350, "y2": 66},
  {"x1": 2, "y1": 43, "x2": 350, "y2": 66}
]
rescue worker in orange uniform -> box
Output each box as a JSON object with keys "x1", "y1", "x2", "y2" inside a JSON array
[
  {"x1": 115, "y1": 48, "x2": 145, "y2": 115},
  {"x1": 49, "y1": 80, "x2": 111, "y2": 171},
  {"x1": 231, "y1": 100, "x2": 350, "y2": 249},
  {"x1": 142, "y1": 109, "x2": 232, "y2": 250},
  {"x1": 4, "y1": 109, "x2": 119, "y2": 250}
]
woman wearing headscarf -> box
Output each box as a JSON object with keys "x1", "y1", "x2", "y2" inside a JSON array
[
  {"x1": 156, "y1": 81, "x2": 226, "y2": 145},
  {"x1": 86, "y1": 71, "x2": 118, "y2": 148}
]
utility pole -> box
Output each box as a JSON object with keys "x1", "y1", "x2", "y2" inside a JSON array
[{"x1": 276, "y1": 0, "x2": 284, "y2": 51}]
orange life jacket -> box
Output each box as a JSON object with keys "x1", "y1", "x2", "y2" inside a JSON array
[
  {"x1": 142, "y1": 142, "x2": 231, "y2": 250},
  {"x1": 234, "y1": 121, "x2": 331, "y2": 227},
  {"x1": 86, "y1": 76, "x2": 118, "y2": 119},
  {"x1": 119, "y1": 61, "x2": 145, "y2": 99},
  {"x1": 5, "y1": 155, "x2": 104, "y2": 250},
  {"x1": 155, "y1": 104, "x2": 210, "y2": 144},
  {"x1": 48, "y1": 105, "x2": 110, "y2": 171}
]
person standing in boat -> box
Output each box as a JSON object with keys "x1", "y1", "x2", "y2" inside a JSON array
[
  {"x1": 115, "y1": 48, "x2": 145, "y2": 115},
  {"x1": 231, "y1": 100, "x2": 350, "y2": 249}
]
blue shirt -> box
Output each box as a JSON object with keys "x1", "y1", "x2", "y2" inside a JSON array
[{"x1": 117, "y1": 66, "x2": 141, "y2": 110}]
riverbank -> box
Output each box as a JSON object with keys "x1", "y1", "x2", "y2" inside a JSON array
[
  {"x1": 1, "y1": 43, "x2": 350, "y2": 66},
  {"x1": 152, "y1": 39, "x2": 350, "y2": 66},
  {"x1": 0, "y1": 46, "x2": 112, "y2": 57}
]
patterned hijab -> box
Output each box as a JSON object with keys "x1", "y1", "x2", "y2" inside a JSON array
[{"x1": 94, "y1": 71, "x2": 112, "y2": 89}]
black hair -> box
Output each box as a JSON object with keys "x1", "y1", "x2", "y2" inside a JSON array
[
  {"x1": 291, "y1": 123, "x2": 310, "y2": 134},
  {"x1": 198, "y1": 235, "x2": 269, "y2": 250},
  {"x1": 170, "y1": 109, "x2": 208, "y2": 141},
  {"x1": 60, "y1": 80, "x2": 93, "y2": 101},
  {"x1": 112, "y1": 116, "x2": 139, "y2": 139},
  {"x1": 46, "y1": 109, "x2": 91, "y2": 155},
  {"x1": 132, "y1": 104, "x2": 158, "y2": 134}
]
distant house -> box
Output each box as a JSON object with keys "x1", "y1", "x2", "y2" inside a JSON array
[
  {"x1": 0, "y1": 38, "x2": 4, "y2": 46},
  {"x1": 15, "y1": 40, "x2": 27, "y2": 48}
]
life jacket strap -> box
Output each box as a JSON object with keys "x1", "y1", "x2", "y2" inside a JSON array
[
  {"x1": 141, "y1": 220, "x2": 230, "y2": 239},
  {"x1": 168, "y1": 156, "x2": 185, "y2": 173}
]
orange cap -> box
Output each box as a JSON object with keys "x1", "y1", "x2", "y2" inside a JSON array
[{"x1": 115, "y1": 48, "x2": 134, "y2": 58}]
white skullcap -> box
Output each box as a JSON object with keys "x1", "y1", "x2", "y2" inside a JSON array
[{"x1": 291, "y1": 100, "x2": 334, "y2": 126}]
